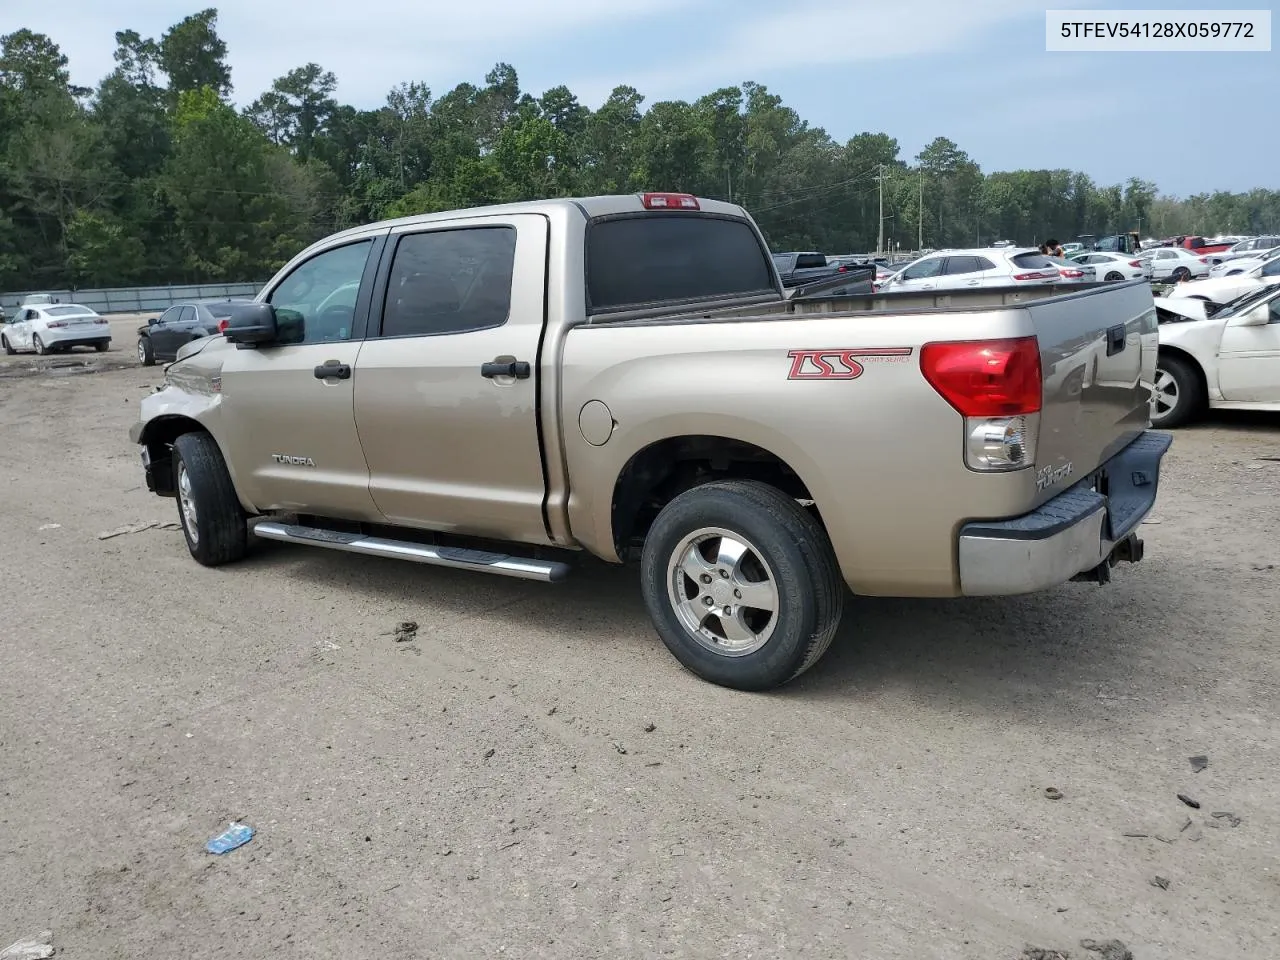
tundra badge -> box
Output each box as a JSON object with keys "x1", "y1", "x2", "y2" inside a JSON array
[{"x1": 272, "y1": 454, "x2": 316, "y2": 467}]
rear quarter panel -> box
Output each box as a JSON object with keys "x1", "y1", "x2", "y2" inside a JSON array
[{"x1": 559, "y1": 311, "x2": 1052, "y2": 597}]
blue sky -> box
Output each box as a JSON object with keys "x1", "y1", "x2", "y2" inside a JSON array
[{"x1": 8, "y1": 0, "x2": 1275, "y2": 197}]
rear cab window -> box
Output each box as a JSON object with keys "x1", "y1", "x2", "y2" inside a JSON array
[{"x1": 586, "y1": 214, "x2": 776, "y2": 314}]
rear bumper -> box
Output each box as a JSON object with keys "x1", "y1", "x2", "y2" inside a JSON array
[
  {"x1": 42, "y1": 328, "x2": 110, "y2": 347},
  {"x1": 957, "y1": 431, "x2": 1172, "y2": 596}
]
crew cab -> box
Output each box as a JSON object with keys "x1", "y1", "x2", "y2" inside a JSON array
[
  {"x1": 129, "y1": 193, "x2": 1170, "y2": 691},
  {"x1": 771, "y1": 252, "x2": 845, "y2": 287}
]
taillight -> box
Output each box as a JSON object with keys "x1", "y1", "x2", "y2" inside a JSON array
[
  {"x1": 94, "y1": 318, "x2": 108, "y2": 324},
  {"x1": 1059, "y1": 268, "x2": 1084, "y2": 279},
  {"x1": 641, "y1": 192, "x2": 699, "y2": 210},
  {"x1": 1012, "y1": 270, "x2": 1057, "y2": 281},
  {"x1": 1129, "y1": 260, "x2": 1143, "y2": 267},
  {"x1": 46, "y1": 321, "x2": 66, "y2": 328},
  {"x1": 837, "y1": 265, "x2": 847, "y2": 272},
  {"x1": 921, "y1": 338, "x2": 1042, "y2": 472},
  {"x1": 217, "y1": 318, "x2": 229, "y2": 333},
  {"x1": 1198, "y1": 256, "x2": 1209, "y2": 263}
]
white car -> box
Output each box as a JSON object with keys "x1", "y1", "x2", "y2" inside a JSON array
[
  {"x1": 1154, "y1": 283, "x2": 1280, "y2": 427},
  {"x1": 1205, "y1": 236, "x2": 1280, "y2": 267},
  {"x1": 1141, "y1": 246, "x2": 1212, "y2": 281},
  {"x1": 1, "y1": 303, "x2": 112, "y2": 355},
  {"x1": 1070, "y1": 251, "x2": 1153, "y2": 281},
  {"x1": 1208, "y1": 244, "x2": 1280, "y2": 278},
  {"x1": 1166, "y1": 253, "x2": 1280, "y2": 305},
  {"x1": 878, "y1": 247, "x2": 1061, "y2": 293}
]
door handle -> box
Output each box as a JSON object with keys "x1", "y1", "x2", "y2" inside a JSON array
[
  {"x1": 481, "y1": 359, "x2": 531, "y2": 379},
  {"x1": 314, "y1": 362, "x2": 351, "y2": 380},
  {"x1": 1105, "y1": 324, "x2": 1126, "y2": 357}
]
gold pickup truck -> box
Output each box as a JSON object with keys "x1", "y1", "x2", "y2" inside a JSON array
[{"x1": 130, "y1": 193, "x2": 1170, "y2": 691}]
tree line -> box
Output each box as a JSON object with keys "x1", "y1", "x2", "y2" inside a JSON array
[{"x1": 1, "y1": 9, "x2": 1277, "y2": 291}]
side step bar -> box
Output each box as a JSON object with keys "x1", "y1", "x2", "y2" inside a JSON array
[{"x1": 252, "y1": 521, "x2": 570, "y2": 583}]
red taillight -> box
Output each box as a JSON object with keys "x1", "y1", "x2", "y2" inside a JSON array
[
  {"x1": 1198, "y1": 256, "x2": 1209, "y2": 263},
  {"x1": 217, "y1": 318, "x2": 229, "y2": 333},
  {"x1": 641, "y1": 192, "x2": 699, "y2": 210},
  {"x1": 920, "y1": 337, "x2": 1042, "y2": 417},
  {"x1": 46, "y1": 321, "x2": 66, "y2": 328},
  {"x1": 837, "y1": 265, "x2": 847, "y2": 272},
  {"x1": 1059, "y1": 268, "x2": 1084, "y2": 278},
  {"x1": 1012, "y1": 270, "x2": 1056, "y2": 281},
  {"x1": 1129, "y1": 260, "x2": 1143, "y2": 267}
]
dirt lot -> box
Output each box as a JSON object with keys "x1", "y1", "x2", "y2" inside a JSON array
[
  {"x1": 0, "y1": 314, "x2": 151, "y2": 379},
  {"x1": 1, "y1": 363, "x2": 1278, "y2": 960}
]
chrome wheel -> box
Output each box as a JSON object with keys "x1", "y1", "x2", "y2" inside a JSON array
[
  {"x1": 1153, "y1": 367, "x2": 1179, "y2": 419},
  {"x1": 667, "y1": 526, "x2": 779, "y2": 657},
  {"x1": 138, "y1": 340, "x2": 147, "y2": 363},
  {"x1": 178, "y1": 462, "x2": 199, "y2": 546}
]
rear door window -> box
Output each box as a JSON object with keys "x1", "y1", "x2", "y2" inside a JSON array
[
  {"x1": 380, "y1": 227, "x2": 516, "y2": 338},
  {"x1": 794, "y1": 254, "x2": 826, "y2": 269},
  {"x1": 587, "y1": 214, "x2": 775, "y2": 313},
  {"x1": 943, "y1": 256, "x2": 988, "y2": 276}
]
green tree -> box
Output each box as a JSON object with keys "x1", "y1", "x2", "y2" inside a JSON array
[{"x1": 158, "y1": 9, "x2": 231, "y2": 100}]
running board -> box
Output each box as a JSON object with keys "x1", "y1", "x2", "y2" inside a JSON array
[{"x1": 252, "y1": 521, "x2": 570, "y2": 582}]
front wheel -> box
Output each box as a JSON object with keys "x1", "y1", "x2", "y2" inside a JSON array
[
  {"x1": 1151, "y1": 354, "x2": 1205, "y2": 429},
  {"x1": 172, "y1": 432, "x2": 248, "y2": 566},
  {"x1": 1, "y1": 335, "x2": 13, "y2": 356},
  {"x1": 33, "y1": 335, "x2": 47, "y2": 355},
  {"x1": 138, "y1": 337, "x2": 155, "y2": 366},
  {"x1": 640, "y1": 480, "x2": 844, "y2": 691}
]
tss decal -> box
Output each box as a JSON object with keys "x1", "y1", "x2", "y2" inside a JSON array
[{"x1": 787, "y1": 347, "x2": 913, "y2": 380}]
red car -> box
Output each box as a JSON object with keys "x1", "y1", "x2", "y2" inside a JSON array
[{"x1": 1178, "y1": 236, "x2": 1234, "y2": 256}]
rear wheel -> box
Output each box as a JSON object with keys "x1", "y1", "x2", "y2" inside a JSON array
[
  {"x1": 94, "y1": 341, "x2": 108, "y2": 352},
  {"x1": 1104, "y1": 271, "x2": 1124, "y2": 281},
  {"x1": 138, "y1": 337, "x2": 155, "y2": 366},
  {"x1": 172, "y1": 432, "x2": 248, "y2": 566},
  {"x1": 1172, "y1": 267, "x2": 1191, "y2": 281},
  {"x1": 640, "y1": 480, "x2": 844, "y2": 691},
  {"x1": 1152, "y1": 354, "x2": 1205, "y2": 429}
]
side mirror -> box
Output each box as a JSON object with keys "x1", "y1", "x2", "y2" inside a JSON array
[
  {"x1": 148, "y1": 316, "x2": 159, "y2": 326},
  {"x1": 223, "y1": 302, "x2": 279, "y2": 345},
  {"x1": 1235, "y1": 304, "x2": 1271, "y2": 327}
]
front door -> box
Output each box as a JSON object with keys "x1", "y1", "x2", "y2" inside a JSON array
[
  {"x1": 1217, "y1": 293, "x2": 1280, "y2": 403},
  {"x1": 892, "y1": 255, "x2": 944, "y2": 292},
  {"x1": 219, "y1": 233, "x2": 387, "y2": 520},
  {"x1": 354, "y1": 214, "x2": 551, "y2": 546}
]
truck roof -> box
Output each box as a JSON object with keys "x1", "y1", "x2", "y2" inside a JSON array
[{"x1": 317, "y1": 194, "x2": 752, "y2": 249}]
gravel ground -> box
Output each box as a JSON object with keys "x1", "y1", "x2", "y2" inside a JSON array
[{"x1": 1, "y1": 364, "x2": 1277, "y2": 960}]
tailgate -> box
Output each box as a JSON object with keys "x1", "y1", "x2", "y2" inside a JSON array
[{"x1": 1027, "y1": 281, "x2": 1157, "y2": 502}]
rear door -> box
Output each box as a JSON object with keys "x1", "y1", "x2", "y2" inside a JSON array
[
  {"x1": 939, "y1": 255, "x2": 990, "y2": 290},
  {"x1": 354, "y1": 214, "x2": 552, "y2": 546}
]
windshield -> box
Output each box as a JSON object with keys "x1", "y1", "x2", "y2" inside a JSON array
[{"x1": 1214, "y1": 284, "x2": 1280, "y2": 319}]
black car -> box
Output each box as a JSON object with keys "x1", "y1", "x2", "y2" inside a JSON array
[{"x1": 137, "y1": 300, "x2": 252, "y2": 366}]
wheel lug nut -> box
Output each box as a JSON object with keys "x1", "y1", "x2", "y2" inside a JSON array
[
  {"x1": 702, "y1": 596, "x2": 714, "y2": 606},
  {"x1": 700, "y1": 574, "x2": 712, "y2": 584},
  {"x1": 733, "y1": 589, "x2": 741, "y2": 599},
  {"x1": 722, "y1": 606, "x2": 732, "y2": 615},
  {"x1": 719, "y1": 569, "x2": 729, "y2": 578}
]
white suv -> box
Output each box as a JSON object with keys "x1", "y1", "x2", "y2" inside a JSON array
[{"x1": 880, "y1": 247, "x2": 1061, "y2": 293}]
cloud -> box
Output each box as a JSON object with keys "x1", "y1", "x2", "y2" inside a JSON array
[
  {"x1": 4, "y1": 0, "x2": 701, "y2": 105},
  {"x1": 570, "y1": 0, "x2": 1095, "y2": 105}
]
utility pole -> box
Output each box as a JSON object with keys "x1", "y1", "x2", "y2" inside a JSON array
[
  {"x1": 917, "y1": 170, "x2": 923, "y2": 252},
  {"x1": 876, "y1": 164, "x2": 885, "y2": 255}
]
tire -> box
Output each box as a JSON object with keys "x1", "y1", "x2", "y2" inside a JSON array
[
  {"x1": 33, "y1": 335, "x2": 47, "y2": 356},
  {"x1": 1151, "y1": 354, "x2": 1205, "y2": 429},
  {"x1": 1, "y1": 335, "x2": 13, "y2": 356},
  {"x1": 1104, "y1": 271, "x2": 1124, "y2": 282},
  {"x1": 1172, "y1": 267, "x2": 1191, "y2": 281},
  {"x1": 640, "y1": 480, "x2": 844, "y2": 691},
  {"x1": 138, "y1": 337, "x2": 155, "y2": 366},
  {"x1": 172, "y1": 432, "x2": 248, "y2": 566},
  {"x1": 94, "y1": 341, "x2": 109, "y2": 353}
]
